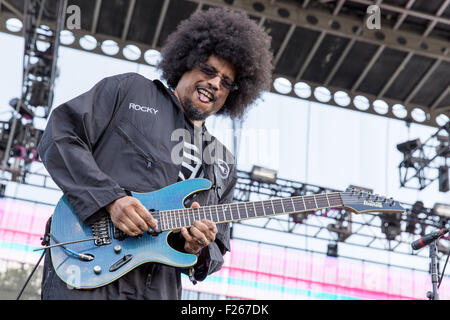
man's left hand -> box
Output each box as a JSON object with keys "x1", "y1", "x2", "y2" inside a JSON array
[{"x1": 181, "y1": 202, "x2": 218, "y2": 254}]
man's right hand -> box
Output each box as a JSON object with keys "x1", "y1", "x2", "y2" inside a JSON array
[{"x1": 106, "y1": 196, "x2": 158, "y2": 236}]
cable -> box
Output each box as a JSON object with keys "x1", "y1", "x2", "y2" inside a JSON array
[
  {"x1": 438, "y1": 253, "x2": 449, "y2": 288},
  {"x1": 16, "y1": 248, "x2": 46, "y2": 300}
]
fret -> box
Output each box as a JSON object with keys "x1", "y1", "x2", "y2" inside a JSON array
[
  {"x1": 263, "y1": 201, "x2": 274, "y2": 216},
  {"x1": 166, "y1": 211, "x2": 170, "y2": 230},
  {"x1": 292, "y1": 197, "x2": 305, "y2": 212},
  {"x1": 280, "y1": 198, "x2": 285, "y2": 213},
  {"x1": 231, "y1": 203, "x2": 240, "y2": 221},
  {"x1": 177, "y1": 211, "x2": 183, "y2": 228},
  {"x1": 160, "y1": 211, "x2": 166, "y2": 231},
  {"x1": 301, "y1": 196, "x2": 307, "y2": 210},
  {"x1": 246, "y1": 202, "x2": 256, "y2": 218},
  {"x1": 272, "y1": 199, "x2": 284, "y2": 214},
  {"x1": 175, "y1": 210, "x2": 179, "y2": 228},
  {"x1": 325, "y1": 194, "x2": 331, "y2": 207},
  {"x1": 221, "y1": 205, "x2": 227, "y2": 221},
  {"x1": 195, "y1": 208, "x2": 201, "y2": 221},
  {"x1": 253, "y1": 202, "x2": 259, "y2": 217},
  {"x1": 178, "y1": 210, "x2": 183, "y2": 228},
  {"x1": 180, "y1": 209, "x2": 186, "y2": 227},
  {"x1": 173, "y1": 210, "x2": 178, "y2": 229},
  {"x1": 318, "y1": 194, "x2": 329, "y2": 208},
  {"x1": 184, "y1": 209, "x2": 191, "y2": 227},
  {"x1": 214, "y1": 206, "x2": 220, "y2": 223},
  {"x1": 173, "y1": 210, "x2": 177, "y2": 228},
  {"x1": 313, "y1": 196, "x2": 318, "y2": 209},
  {"x1": 303, "y1": 195, "x2": 317, "y2": 210},
  {"x1": 282, "y1": 198, "x2": 294, "y2": 213},
  {"x1": 237, "y1": 203, "x2": 247, "y2": 219},
  {"x1": 327, "y1": 192, "x2": 342, "y2": 207},
  {"x1": 208, "y1": 206, "x2": 213, "y2": 222},
  {"x1": 270, "y1": 199, "x2": 276, "y2": 214},
  {"x1": 225, "y1": 204, "x2": 232, "y2": 221},
  {"x1": 199, "y1": 207, "x2": 204, "y2": 221},
  {"x1": 169, "y1": 210, "x2": 174, "y2": 229},
  {"x1": 254, "y1": 201, "x2": 264, "y2": 217},
  {"x1": 201, "y1": 207, "x2": 206, "y2": 220}
]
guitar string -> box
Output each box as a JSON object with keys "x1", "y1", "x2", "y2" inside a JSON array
[
  {"x1": 148, "y1": 193, "x2": 398, "y2": 218},
  {"x1": 147, "y1": 192, "x2": 401, "y2": 231}
]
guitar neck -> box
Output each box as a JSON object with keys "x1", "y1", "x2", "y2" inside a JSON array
[{"x1": 157, "y1": 192, "x2": 343, "y2": 231}]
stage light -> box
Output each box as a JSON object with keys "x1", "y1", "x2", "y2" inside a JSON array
[
  {"x1": 292, "y1": 212, "x2": 309, "y2": 224},
  {"x1": 406, "y1": 201, "x2": 423, "y2": 234},
  {"x1": 433, "y1": 203, "x2": 450, "y2": 218},
  {"x1": 9, "y1": 98, "x2": 34, "y2": 120},
  {"x1": 396, "y1": 139, "x2": 421, "y2": 154},
  {"x1": 380, "y1": 212, "x2": 402, "y2": 240},
  {"x1": 438, "y1": 166, "x2": 449, "y2": 192},
  {"x1": 250, "y1": 166, "x2": 277, "y2": 184},
  {"x1": 327, "y1": 242, "x2": 338, "y2": 257}
]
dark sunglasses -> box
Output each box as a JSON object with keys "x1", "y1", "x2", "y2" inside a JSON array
[{"x1": 197, "y1": 63, "x2": 238, "y2": 92}]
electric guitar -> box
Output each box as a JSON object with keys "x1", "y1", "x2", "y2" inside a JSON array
[{"x1": 44, "y1": 178, "x2": 405, "y2": 289}]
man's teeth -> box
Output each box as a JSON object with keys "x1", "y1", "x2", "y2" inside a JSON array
[{"x1": 198, "y1": 88, "x2": 213, "y2": 101}]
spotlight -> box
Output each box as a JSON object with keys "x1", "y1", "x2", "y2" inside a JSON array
[
  {"x1": 9, "y1": 97, "x2": 34, "y2": 120},
  {"x1": 406, "y1": 201, "x2": 423, "y2": 234},
  {"x1": 433, "y1": 203, "x2": 450, "y2": 218},
  {"x1": 438, "y1": 166, "x2": 449, "y2": 193},
  {"x1": 291, "y1": 212, "x2": 309, "y2": 224},
  {"x1": 327, "y1": 242, "x2": 338, "y2": 257},
  {"x1": 380, "y1": 212, "x2": 402, "y2": 240},
  {"x1": 250, "y1": 166, "x2": 277, "y2": 184},
  {"x1": 396, "y1": 139, "x2": 421, "y2": 154}
]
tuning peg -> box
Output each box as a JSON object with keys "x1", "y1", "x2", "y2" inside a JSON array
[
  {"x1": 389, "y1": 197, "x2": 395, "y2": 206},
  {"x1": 381, "y1": 197, "x2": 387, "y2": 203},
  {"x1": 374, "y1": 194, "x2": 379, "y2": 201},
  {"x1": 366, "y1": 193, "x2": 372, "y2": 199}
]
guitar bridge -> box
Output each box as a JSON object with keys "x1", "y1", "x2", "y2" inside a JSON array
[{"x1": 91, "y1": 216, "x2": 112, "y2": 246}]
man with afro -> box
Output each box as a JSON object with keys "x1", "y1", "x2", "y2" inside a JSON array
[{"x1": 38, "y1": 7, "x2": 273, "y2": 300}]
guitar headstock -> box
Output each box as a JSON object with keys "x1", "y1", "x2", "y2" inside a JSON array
[{"x1": 341, "y1": 188, "x2": 405, "y2": 214}]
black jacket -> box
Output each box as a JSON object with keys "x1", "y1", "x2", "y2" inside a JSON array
[{"x1": 38, "y1": 73, "x2": 237, "y2": 300}]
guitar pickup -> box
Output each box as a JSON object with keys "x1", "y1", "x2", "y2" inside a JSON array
[
  {"x1": 109, "y1": 254, "x2": 133, "y2": 272},
  {"x1": 113, "y1": 225, "x2": 128, "y2": 241}
]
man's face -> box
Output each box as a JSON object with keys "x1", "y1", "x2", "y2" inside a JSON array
[{"x1": 174, "y1": 55, "x2": 236, "y2": 122}]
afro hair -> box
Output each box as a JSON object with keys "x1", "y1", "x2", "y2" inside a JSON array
[{"x1": 157, "y1": 7, "x2": 274, "y2": 119}]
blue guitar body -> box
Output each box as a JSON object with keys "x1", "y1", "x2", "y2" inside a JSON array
[{"x1": 49, "y1": 178, "x2": 212, "y2": 289}]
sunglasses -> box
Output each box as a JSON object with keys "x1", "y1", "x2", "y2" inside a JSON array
[{"x1": 197, "y1": 63, "x2": 238, "y2": 92}]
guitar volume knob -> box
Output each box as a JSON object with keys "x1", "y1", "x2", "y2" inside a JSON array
[{"x1": 93, "y1": 265, "x2": 102, "y2": 275}]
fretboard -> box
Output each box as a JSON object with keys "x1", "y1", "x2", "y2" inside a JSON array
[{"x1": 157, "y1": 192, "x2": 343, "y2": 231}]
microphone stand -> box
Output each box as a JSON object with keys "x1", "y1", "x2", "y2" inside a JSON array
[{"x1": 426, "y1": 241, "x2": 440, "y2": 300}]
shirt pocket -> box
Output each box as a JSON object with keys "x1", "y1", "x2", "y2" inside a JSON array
[
  {"x1": 114, "y1": 120, "x2": 156, "y2": 190},
  {"x1": 115, "y1": 125, "x2": 153, "y2": 165}
]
